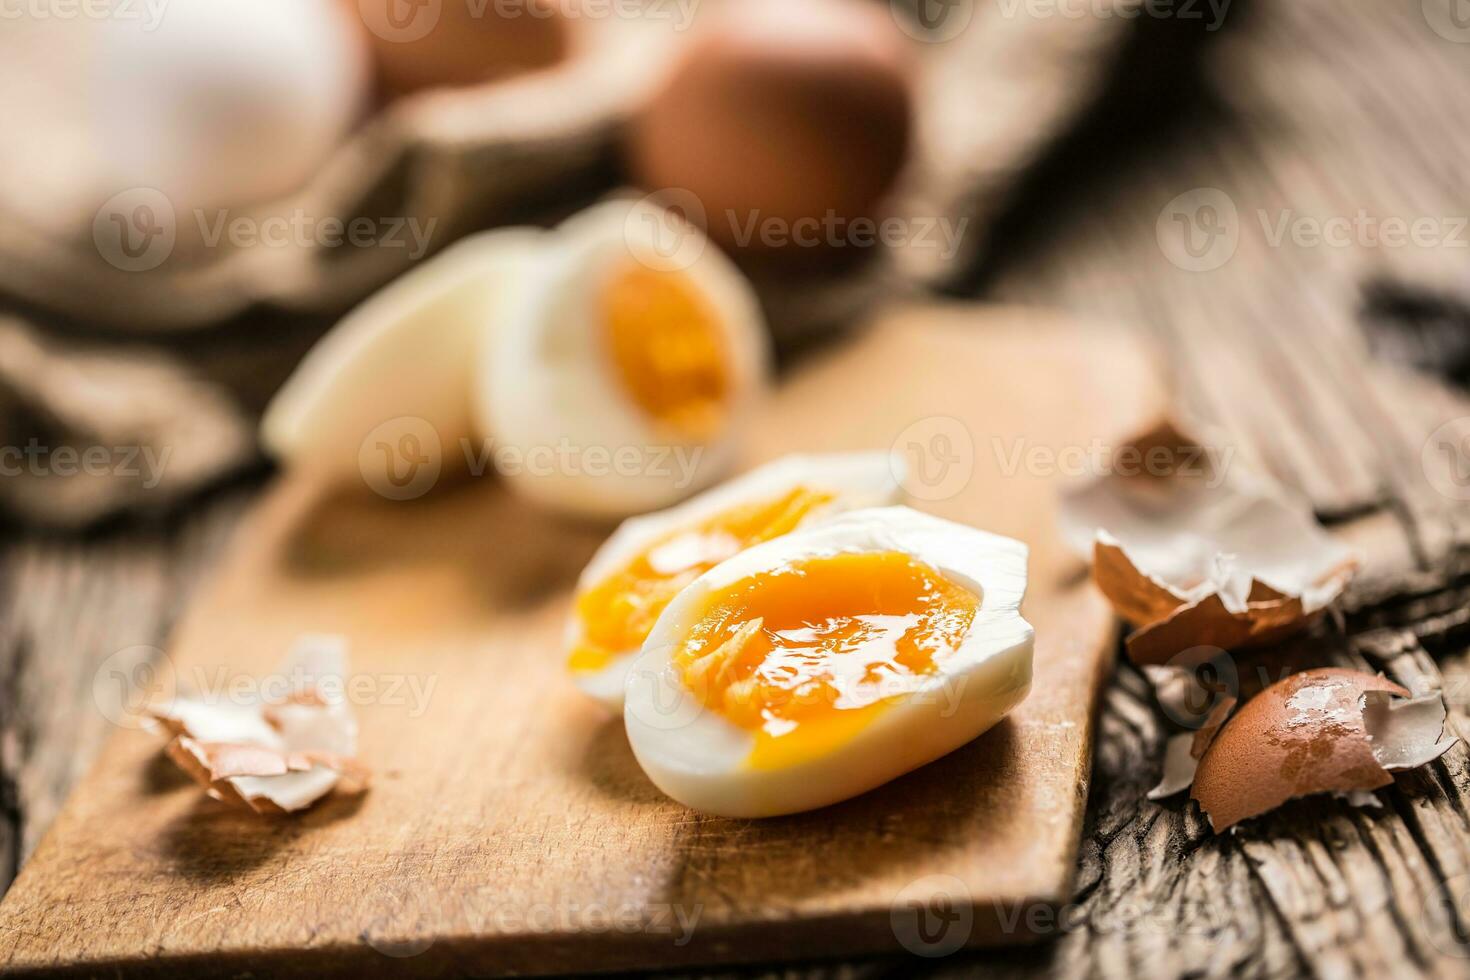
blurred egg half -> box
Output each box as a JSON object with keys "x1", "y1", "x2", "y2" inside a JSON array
[
  {"x1": 345, "y1": 0, "x2": 570, "y2": 96},
  {"x1": 262, "y1": 228, "x2": 544, "y2": 478},
  {"x1": 97, "y1": 0, "x2": 370, "y2": 211},
  {"x1": 475, "y1": 198, "x2": 771, "y2": 518},
  {"x1": 627, "y1": 0, "x2": 912, "y2": 257}
]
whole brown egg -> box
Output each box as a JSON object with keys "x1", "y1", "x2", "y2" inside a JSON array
[
  {"x1": 345, "y1": 0, "x2": 570, "y2": 95},
  {"x1": 627, "y1": 0, "x2": 913, "y2": 258}
]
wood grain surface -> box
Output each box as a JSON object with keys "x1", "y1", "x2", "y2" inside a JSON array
[
  {"x1": 5, "y1": 3, "x2": 1470, "y2": 979},
  {"x1": 0, "y1": 308, "x2": 1162, "y2": 977}
]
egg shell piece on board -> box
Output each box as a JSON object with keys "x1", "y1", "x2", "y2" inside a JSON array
[
  {"x1": 146, "y1": 635, "x2": 365, "y2": 814},
  {"x1": 475, "y1": 198, "x2": 771, "y2": 517},
  {"x1": 261, "y1": 228, "x2": 545, "y2": 479},
  {"x1": 624, "y1": 506, "x2": 1033, "y2": 818},
  {"x1": 568, "y1": 451, "x2": 908, "y2": 709}
]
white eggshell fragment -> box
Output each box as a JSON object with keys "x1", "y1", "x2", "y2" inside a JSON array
[
  {"x1": 261, "y1": 228, "x2": 544, "y2": 479},
  {"x1": 624, "y1": 506, "x2": 1033, "y2": 818},
  {"x1": 147, "y1": 635, "x2": 364, "y2": 814},
  {"x1": 568, "y1": 452, "x2": 908, "y2": 709},
  {"x1": 475, "y1": 199, "x2": 771, "y2": 518}
]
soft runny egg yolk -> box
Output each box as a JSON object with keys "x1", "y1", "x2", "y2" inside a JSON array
[
  {"x1": 600, "y1": 262, "x2": 730, "y2": 441},
  {"x1": 675, "y1": 552, "x2": 980, "y2": 770},
  {"x1": 569, "y1": 487, "x2": 835, "y2": 674}
]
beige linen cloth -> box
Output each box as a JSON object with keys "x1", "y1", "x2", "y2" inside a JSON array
[{"x1": 0, "y1": 6, "x2": 1131, "y2": 527}]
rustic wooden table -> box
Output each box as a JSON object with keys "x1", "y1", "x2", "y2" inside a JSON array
[{"x1": 4, "y1": 1, "x2": 1470, "y2": 977}]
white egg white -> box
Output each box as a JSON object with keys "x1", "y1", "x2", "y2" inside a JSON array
[
  {"x1": 474, "y1": 198, "x2": 771, "y2": 518},
  {"x1": 261, "y1": 228, "x2": 544, "y2": 478},
  {"x1": 569, "y1": 452, "x2": 908, "y2": 708},
  {"x1": 624, "y1": 506, "x2": 1034, "y2": 818}
]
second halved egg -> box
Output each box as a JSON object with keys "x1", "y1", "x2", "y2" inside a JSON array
[{"x1": 567, "y1": 453, "x2": 907, "y2": 709}]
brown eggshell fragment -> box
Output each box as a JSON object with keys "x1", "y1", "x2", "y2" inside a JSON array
[
  {"x1": 1061, "y1": 423, "x2": 1358, "y2": 665},
  {"x1": 1192, "y1": 669, "x2": 1421, "y2": 832},
  {"x1": 627, "y1": 0, "x2": 912, "y2": 258},
  {"x1": 347, "y1": 0, "x2": 570, "y2": 96}
]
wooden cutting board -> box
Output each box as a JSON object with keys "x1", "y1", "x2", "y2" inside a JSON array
[{"x1": 0, "y1": 305, "x2": 1163, "y2": 978}]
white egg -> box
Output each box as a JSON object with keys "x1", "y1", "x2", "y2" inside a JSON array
[
  {"x1": 95, "y1": 0, "x2": 369, "y2": 211},
  {"x1": 568, "y1": 452, "x2": 907, "y2": 709},
  {"x1": 262, "y1": 228, "x2": 544, "y2": 478},
  {"x1": 474, "y1": 199, "x2": 771, "y2": 518},
  {"x1": 624, "y1": 506, "x2": 1034, "y2": 818}
]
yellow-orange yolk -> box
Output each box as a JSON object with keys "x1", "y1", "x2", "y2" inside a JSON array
[
  {"x1": 600, "y1": 262, "x2": 729, "y2": 441},
  {"x1": 675, "y1": 551, "x2": 980, "y2": 770},
  {"x1": 569, "y1": 487, "x2": 835, "y2": 674}
]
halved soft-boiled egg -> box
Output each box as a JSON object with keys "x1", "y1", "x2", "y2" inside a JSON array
[
  {"x1": 262, "y1": 228, "x2": 544, "y2": 478},
  {"x1": 475, "y1": 199, "x2": 771, "y2": 517},
  {"x1": 624, "y1": 506, "x2": 1033, "y2": 817},
  {"x1": 569, "y1": 453, "x2": 906, "y2": 709}
]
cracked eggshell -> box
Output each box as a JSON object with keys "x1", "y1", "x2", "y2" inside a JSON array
[
  {"x1": 1060, "y1": 423, "x2": 1358, "y2": 664},
  {"x1": 569, "y1": 451, "x2": 907, "y2": 708},
  {"x1": 474, "y1": 199, "x2": 771, "y2": 518},
  {"x1": 261, "y1": 228, "x2": 544, "y2": 478},
  {"x1": 1191, "y1": 668, "x2": 1456, "y2": 832},
  {"x1": 147, "y1": 635, "x2": 364, "y2": 814},
  {"x1": 624, "y1": 506, "x2": 1033, "y2": 818}
]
